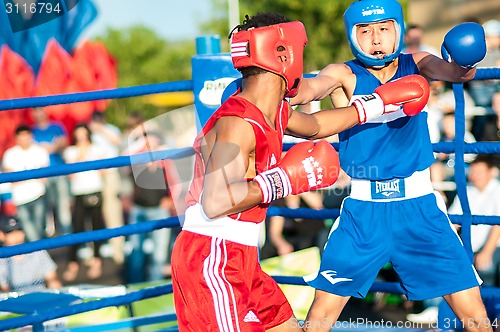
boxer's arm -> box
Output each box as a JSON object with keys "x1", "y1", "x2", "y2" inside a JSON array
[
  {"x1": 201, "y1": 116, "x2": 262, "y2": 218},
  {"x1": 414, "y1": 51, "x2": 474, "y2": 83},
  {"x1": 290, "y1": 63, "x2": 347, "y2": 105},
  {"x1": 286, "y1": 104, "x2": 358, "y2": 139},
  {"x1": 415, "y1": 22, "x2": 486, "y2": 83},
  {"x1": 287, "y1": 75, "x2": 430, "y2": 138},
  {"x1": 202, "y1": 119, "x2": 341, "y2": 217}
]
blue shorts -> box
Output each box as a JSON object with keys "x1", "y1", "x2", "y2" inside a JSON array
[{"x1": 305, "y1": 192, "x2": 481, "y2": 301}]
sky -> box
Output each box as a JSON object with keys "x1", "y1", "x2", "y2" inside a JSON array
[{"x1": 81, "y1": 0, "x2": 214, "y2": 41}]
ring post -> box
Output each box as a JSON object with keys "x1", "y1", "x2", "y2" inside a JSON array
[
  {"x1": 196, "y1": 35, "x2": 221, "y2": 55},
  {"x1": 192, "y1": 35, "x2": 241, "y2": 131}
]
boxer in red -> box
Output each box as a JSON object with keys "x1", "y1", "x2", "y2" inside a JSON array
[{"x1": 171, "y1": 12, "x2": 429, "y2": 332}]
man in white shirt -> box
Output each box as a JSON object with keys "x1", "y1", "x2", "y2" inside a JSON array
[
  {"x1": 0, "y1": 215, "x2": 61, "y2": 292},
  {"x1": 449, "y1": 155, "x2": 500, "y2": 285},
  {"x1": 2, "y1": 125, "x2": 50, "y2": 242}
]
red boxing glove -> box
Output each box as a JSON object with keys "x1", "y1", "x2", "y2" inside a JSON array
[
  {"x1": 353, "y1": 74, "x2": 430, "y2": 123},
  {"x1": 376, "y1": 74, "x2": 430, "y2": 116},
  {"x1": 254, "y1": 140, "x2": 340, "y2": 204}
]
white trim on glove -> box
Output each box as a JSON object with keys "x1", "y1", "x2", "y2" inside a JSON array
[
  {"x1": 352, "y1": 93, "x2": 385, "y2": 124},
  {"x1": 253, "y1": 167, "x2": 292, "y2": 204}
]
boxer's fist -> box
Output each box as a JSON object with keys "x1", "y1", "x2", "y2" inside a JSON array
[
  {"x1": 441, "y1": 22, "x2": 486, "y2": 69},
  {"x1": 375, "y1": 75, "x2": 430, "y2": 116},
  {"x1": 352, "y1": 74, "x2": 430, "y2": 123},
  {"x1": 254, "y1": 140, "x2": 339, "y2": 203}
]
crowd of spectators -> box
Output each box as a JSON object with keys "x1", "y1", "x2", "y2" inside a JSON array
[{"x1": 0, "y1": 109, "x2": 181, "y2": 292}]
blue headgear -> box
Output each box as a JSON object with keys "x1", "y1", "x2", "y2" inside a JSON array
[{"x1": 344, "y1": 0, "x2": 405, "y2": 68}]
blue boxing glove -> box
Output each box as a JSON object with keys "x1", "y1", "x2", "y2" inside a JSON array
[{"x1": 441, "y1": 22, "x2": 487, "y2": 69}]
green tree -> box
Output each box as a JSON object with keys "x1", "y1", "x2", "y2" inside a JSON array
[{"x1": 95, "y1": 26, "x2": 195, "y2": 128}]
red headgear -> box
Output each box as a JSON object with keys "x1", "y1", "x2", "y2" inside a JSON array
[{"x1": 230, "y1": 21, "x2": 308, "y2": 98}]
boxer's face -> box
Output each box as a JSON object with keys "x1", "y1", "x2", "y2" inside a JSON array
[{"x1": 356, "y1": 20, "x2": 397, "y2": 60}]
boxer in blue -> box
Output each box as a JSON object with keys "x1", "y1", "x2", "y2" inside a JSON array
[{"x1": 291, "y1": 0, "x2": 491, "y2": 331}]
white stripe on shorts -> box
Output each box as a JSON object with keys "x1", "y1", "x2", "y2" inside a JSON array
[{"x1": 203, "y1": 238, "x2": 241, "y2": 332}]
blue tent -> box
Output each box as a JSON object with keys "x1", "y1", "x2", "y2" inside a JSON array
[{"x1": 0, "y1": 0, "x2": 97, "y2": 72}]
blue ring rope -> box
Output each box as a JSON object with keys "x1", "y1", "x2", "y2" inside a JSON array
[
  {"x1": 0, "y1": 68, "x2": 494, "y2": 112},
  {"x1": 268, "y1": 207, "x2": 500, "y2": 226},
  {"x1": 1, "y1": 208, "x2": 499, "y2": 260},
  {"x1": 0, "y1": 80, "x2": 193, "y2": 111},
  {"x1": 0, "y1": 142, "x2": 498, "y2": 186},
  {"x1": 0, "y1": 148, "x2": 193, "y2": 183},
  {"x1": 267, "y1": 206, "x2": 339, "y2": 219},
  {"x1": 433, "y1": 142, "x2": 500, "y2": 154},
  {"x1": 472, "y1": 68, "x2": 500, "y2": 80},
  {"x1": 285, "y1": 142, "x2": 500, "y2": 154},
  {"x1": 1, "y1": 141, "x2": 498, "y2": 186}
]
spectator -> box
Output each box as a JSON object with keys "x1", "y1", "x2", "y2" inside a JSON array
[
  {"x1": 402, "y1": 24, "x2": 439, "y2": 56},
  {"x1": 89, "y1": 111, "x2": 121, "y2": 160},
  {"x1": 450, "y1": 155, "x2": 500, "y2": 285},
  {"x1": 0, "y1": 216, "x2": 62, "y2": 292},
  {"x1": 432, "y1": 112, "x2": 477, "y2": 205},
  {"x1": 119, "y1": 111, "x2": 146, "y2": 224},
  {"x1": 429, "y1": 80, "x2": 479, "y2": 130},
  {"x1": 31, "y1": 107, "x2": 72, "y2": 237},
  {"x1": 426, "y1": 80, "x2": 448, "y2": 144},
  {"x1": 478, "y1": 83, "x2": 500, "y2": 150},
  {"x1": 477, "y1": 93, "x2": 500, "y2": 175},
  {"x1": 123, "y1": 129, "x2": 174, "y2": 283},
  {"x1": 2, "y1": 125, "x2": 49, "y2": 242},
  {"x1": 426, "y1": 82, "x2": 479, "y2": 203},
  {"x1": 89, "y1": 111, "x2": 125, "y2": 265},
  {"x1": 120, "y1": 111, "x2": 145, "y2": 152},
  {"x1": 62, "y1": 124, "x2": 106, "y2": 281},
  {"x1": 450, "y1": 16, "x2": 500, "y2": 138},
  {"x1": 440, "y1": 112, "x2": 477, "y2": 162},
  {"x1": 467, "y1": 19, "x2": 500, "y2": 136},
  {"x1": 481, "y1": 19, "x2": 500, "y2": 69}
]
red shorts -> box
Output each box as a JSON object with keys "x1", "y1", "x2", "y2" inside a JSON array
[{"x1": 171, "y1": 230, "x2": 293, "y2": 332}]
